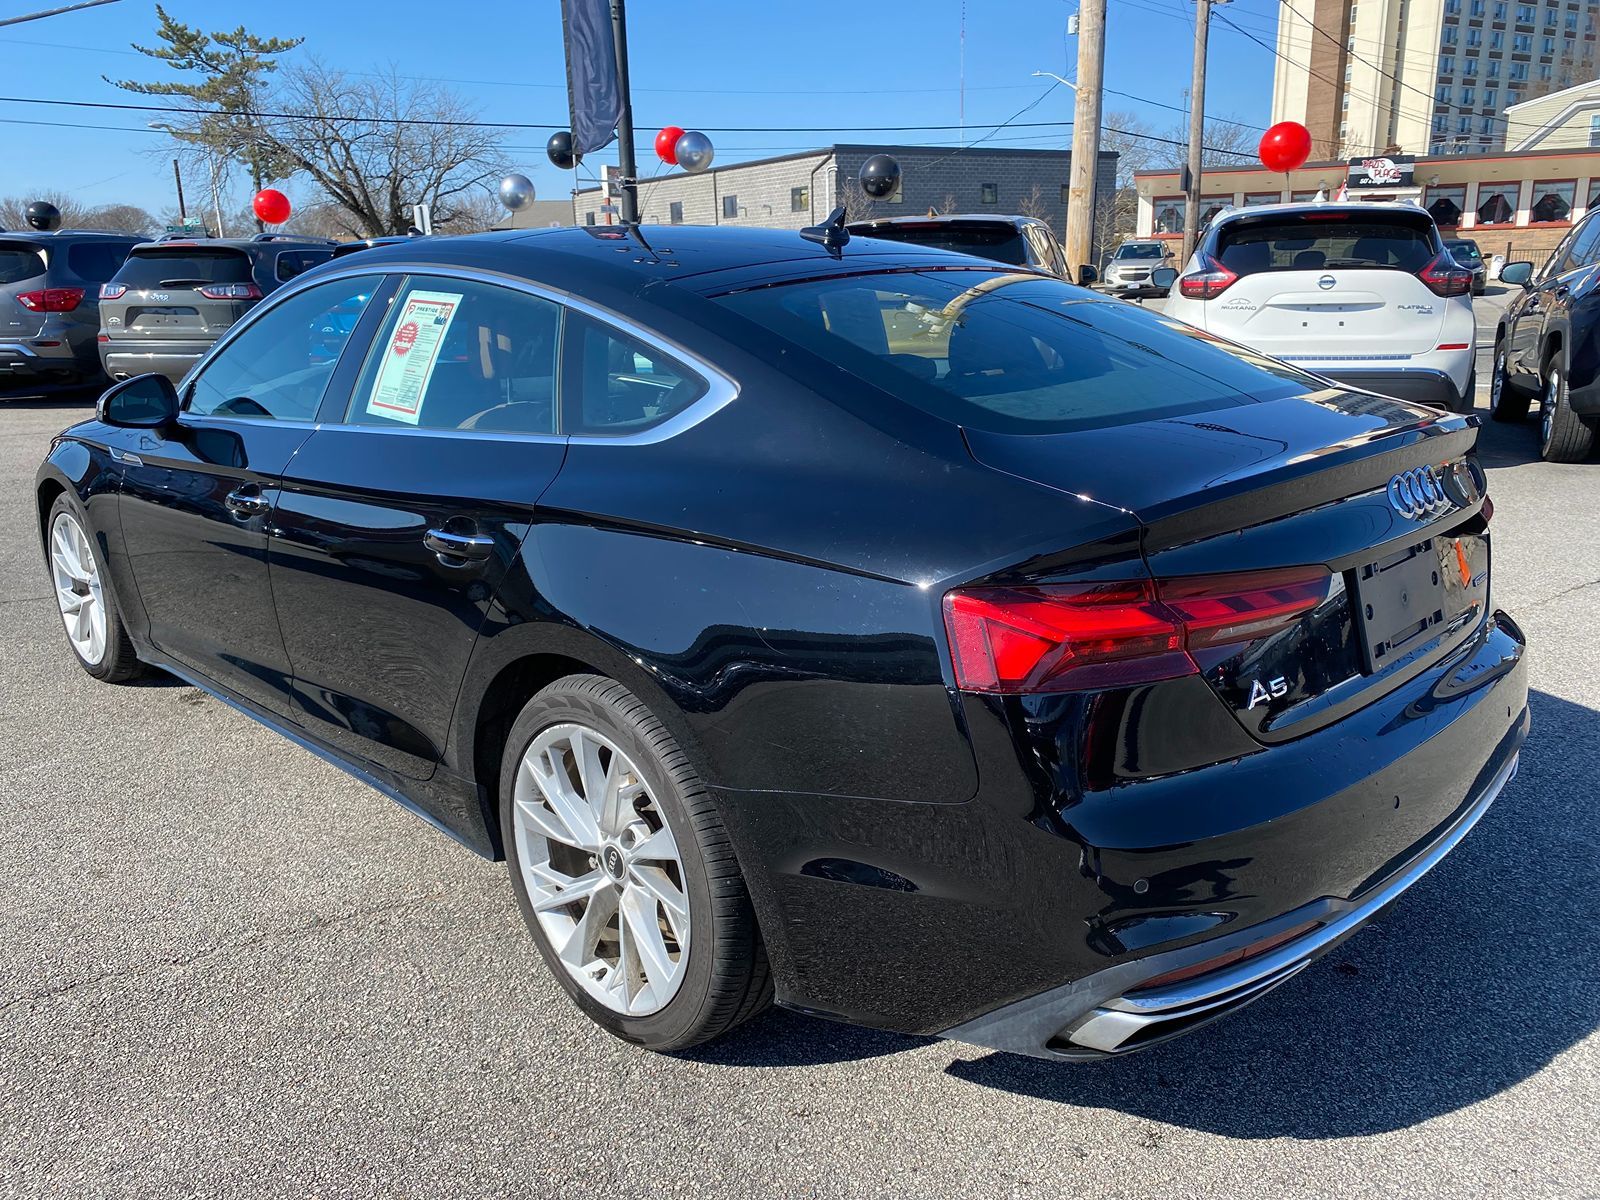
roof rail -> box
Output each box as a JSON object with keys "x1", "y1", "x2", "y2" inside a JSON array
[{"x1": 251, "y1": 232, "x2": 337, "y2": 244}]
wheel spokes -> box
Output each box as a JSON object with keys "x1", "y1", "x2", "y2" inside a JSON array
[
  {"x1": 524, "y1": 749, "x2": 601, "y2": 851},
  {"x1": 620, "y1": 885, "x2": 678, "y2": 999},
  {"x1": 631, "y1": 864, "x2": 689, "y2": 944}
]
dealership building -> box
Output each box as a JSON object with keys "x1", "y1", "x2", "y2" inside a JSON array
[
  {"x1": 567, "y1": 143, "x2": 1118, "y2": 250},
  {"x1": 1135, "y1": 145, "x2": 1600, "y2": 260}
]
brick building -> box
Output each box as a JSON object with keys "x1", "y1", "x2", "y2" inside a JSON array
[{"x1": 569, "y1": 143, "x2": 1119, "y2": 259}]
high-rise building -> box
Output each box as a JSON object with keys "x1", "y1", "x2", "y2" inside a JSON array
[{"x1": 1270, "y1": 0, "x2": 1599, "y2": 158}]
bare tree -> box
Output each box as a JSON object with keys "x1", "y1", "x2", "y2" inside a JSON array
[
  {"x1": 254, "y1": 62, "x2": 508, "y2": 236},
  {"x1": 1, "y1": 191, "x2": 157, "y2": 235},
  {"x1": 1017, "y1": 183, "x2": 1049, "y2": 221},
  {"x1": 435, "y1": 189, "x2": 505, "y2": 234}
]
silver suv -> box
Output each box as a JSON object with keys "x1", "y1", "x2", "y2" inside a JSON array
[
  {"x1": 1, "y1": 230, "x2": 139, "y2": 397},
  {"x1": 98, "y1": 233, "x2": 336, "y2": 383},
  {"x1": 1102, "y1": 239, "x2": 1176, "y2": 298}
]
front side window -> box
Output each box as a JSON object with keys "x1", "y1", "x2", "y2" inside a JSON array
[
  {"x1": 276, "y1": 249, "x2": 333, "y2": 282},
  {"x1": 567, "y1": 315, "x2": 706, "y2": 435},
  {"x1": 187, "y1": 276, "x2": 380, "y2": 421},
  {"x1": 713, "y1": 270, "x2": 1317, "y2": 436},
  {"x1": 344, "y1": 277, "x2": 560, "y2": 434}
]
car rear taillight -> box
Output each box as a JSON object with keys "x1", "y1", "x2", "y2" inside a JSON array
[
  {"x1": 99, "y1": 283, "x2": 127, "y2": 300},
  {"x1": 16, "y1": 287, "x2": 85, "y2": 313},
  {"x1": 1419, "y1": 252, "x2": 1472, "y2": 298},
  {"x1": 1178, "y1": 256, "x2": 1238, "y2": 300},
  {"x1": 195, "y1": 283, "x2": 262, "y2": 300},
  {"x1": 943, "y1": 568, "x2": 1328, "y2": 693}
]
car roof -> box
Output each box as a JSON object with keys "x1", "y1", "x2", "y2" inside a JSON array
[
  {"x1": 845, "y1": 214, "x2": 1037, "y2": 231},
  {"x1": 332, "y1": 225, "x2": 1043, "y2": 297},
  {"x1": 127, "y1": 235, "x2": 337, "y2": 254},
  {"x1": 0, "y1": 229, "x2": 142, "y2": 243}
]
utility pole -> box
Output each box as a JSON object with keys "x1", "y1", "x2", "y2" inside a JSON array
[
  {"x1": 1062, "y1": 0, "x2": 1105, "y2": 281},
  {"x1": 171, "y1": 158, "x2": 187, "y2": 222},
  {"x1": 609, "y1": 0, "x2": 640, "y2": 224},
  {"x1": 1182, "y1": 0, "x2": 1228, "y2": 264}
]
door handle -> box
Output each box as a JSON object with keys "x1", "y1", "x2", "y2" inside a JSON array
[
  {"x1": 224, "y1": 485, "x2": 271, "y2": 517},
  {"x1": 424, "y1": 527, "x2": 495, "y2": 564}
]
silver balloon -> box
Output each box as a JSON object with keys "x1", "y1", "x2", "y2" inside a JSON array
[
  {"x1": 675, "y1": 131, "x2": 715, "y2": 174},
  {"x1": 498, "y1": 173, "x2": 537, "y2": 212}
]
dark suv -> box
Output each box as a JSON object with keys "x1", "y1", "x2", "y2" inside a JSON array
[
  {"x1": 846, "y1": 214, "x2": 1078, "y2": 279},
  {"x1": 1, "y1": 230, "x2": 140, "y2": 397},
  {"x1": 98, "y1": 233, "x2": 336, "y2": 383},
  {"x1": 1491, "y1": 209, "x2": 1600, "y2": 461}
]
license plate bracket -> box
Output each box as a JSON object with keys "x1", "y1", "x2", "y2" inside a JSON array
[{"x1": 1354, "y1": 540, "x2": 1447, "y2": 672}]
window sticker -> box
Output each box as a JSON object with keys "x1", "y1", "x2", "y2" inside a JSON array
[{"x1": 365, "y1": 289, "x2": 463, "y2": 424}]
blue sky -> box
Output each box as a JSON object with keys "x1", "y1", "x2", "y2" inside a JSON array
[{"x1": 0, "y1": 0, "x2": 1288, "y2": 216}]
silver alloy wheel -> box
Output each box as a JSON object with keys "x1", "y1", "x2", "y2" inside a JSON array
[
  {"x1": 50, "y1": 510, "x2": 107, "y2": 666},
  {"x1": 1543, "y1": 365, "x2": 1560, "y2": 447},
  {"x1": 1490, "y1": 347, "x2": 1505, "y2": 413},
  {"x1": 513, "y1": 722, "x2": 689, "y2": 1016}
]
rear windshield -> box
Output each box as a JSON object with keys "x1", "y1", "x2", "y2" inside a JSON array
[
  {"x1": 1215, "y1": 215, "x2": 1437, "y2": 275},
  {"x1": 0, "y1": 245, "x2": 45, "y2": 285},
  {"x1": 114, "y1": 248, "x2": 253, "y2": 288},
  {"x1": 1115, "y1": 243, "x2": 1164, "y2": 259},
  {"x1": 861, "y1": 225, "x2": 1028, "y2": 265},
  {"x1": 1445, "y1": 240, "x2": 1483, "y2": 262},
  {"x1": 714, "y1": 269, "x2": 1319, "y2": 435}
]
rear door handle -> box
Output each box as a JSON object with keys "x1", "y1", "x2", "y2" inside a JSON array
[
  {"x1": 424, "y1": 527, "x2": 495, "y2": 564},
  {"x1": 224, "y1": 485, "x2": 271, "y2": 517}
]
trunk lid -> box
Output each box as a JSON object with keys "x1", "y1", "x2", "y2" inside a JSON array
[{"x1": 964, "y1": 391, "x2": 1490, "y2": 741}]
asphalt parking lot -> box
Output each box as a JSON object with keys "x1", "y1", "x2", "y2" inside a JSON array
[{"x1": 2, "y1": 302, "x2": 1596, "y2": 1198}]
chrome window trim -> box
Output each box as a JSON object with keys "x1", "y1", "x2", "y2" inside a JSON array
[{"x1": 178, "y1": 259, "x2": 739, "y2": 447}]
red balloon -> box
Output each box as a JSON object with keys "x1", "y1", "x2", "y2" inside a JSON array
[
  {"x1": 655, "y1": 125, "x2": 685, "y2": 166},
  {"x1": 252, "y1": 188, "x2": 292, "y2": 225},
  {"x1": 1258, "y1": 122, "x2": 1312, "y2": 173}
]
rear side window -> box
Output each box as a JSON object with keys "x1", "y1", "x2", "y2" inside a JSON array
[
  {"x1": 0, "y1": 245, "x2": 45, "y2": 285},
  {"x1": 64, "y1": 242, "x2": 134, "y2": 281},
  {"x1": 567, "y1": 315, "x2": 706, "y2": 435},
  {"x1": 276, "y1": 249, "x2": 333, "y2": 281},
  {"x1": 864, "y1": 225, "x2": 1029, "y2": 266},
  {"x1": 344, "y1": 277, "x2": 561, "y2": 435},
  {"x1": 714, "y1": 269, "x2": 1318, "y2": 435},
  {"x1": 113, "y1": 248, "x2": 253, "y2": 288},
  {"x1": 1214, "y1": 216, "x2": 1437, "y2": 275}
]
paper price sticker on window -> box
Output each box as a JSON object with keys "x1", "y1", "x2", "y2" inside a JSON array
[{"x1": 365, "y1": 290, "x2": 463, "y2": 424}]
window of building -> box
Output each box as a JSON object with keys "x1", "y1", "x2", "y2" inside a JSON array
[
  {"x1": 1463, "y1": 85, "x2": 1477, "y2": 103},
  {"x1": 344, "y1": 278, "x2": 560, "y2": 434},
  {"x1": 1343, "y1": 92, "x2": 1352, "y2": 109},
  {"x1": 1153, "y1": 196, "x2": 1186, "y2": 234},
  {"x1": 1444, "y1": 24, "x2": 1459, "y2": 43},
  {"x1": 1494, "y1": 0, "x2": 1507, "y2": 18},
  {"x1": 1531, "y1": 179, "x2": 1575, "y2": 222},
  {"x1": 722, "y1": 194, "x2": 739, "y2": 219},
  {"x1": 1438, "y1": 83, "x2": 1453, "y2": 102},
  {"x1": 669, "y1": 200, "x2": 683, "y2": 224},
  {"x1": 1476, "y1": 181, "x2": 1519, "y2": 223},
  {"x1": 1244, "y1": 191, "x2": 1284, "y2": 206},
  {"x1": 1589, "y1": 113, "x2": 1600, "y2": 147},
  {"x1": 1434, "y1": 114, "x2": 1448, "y2": 133},
  {"x1": 1446, "y1": 0, "x2": 1460, "y2": 13},
  {"x1": 1516, "y1": 3, "x2": 1534, "y2": 22},
  {"x1": 1544, "y1": 3, "x2": 1558, "y2": 25},
  {"x1": 585, "y1": 211, "x2": 596, "y2": 226},
  {"x1": 1345, "y1": 63, "x2": 1353, "y2": 81},
  {"x1": 1290, "y1": 189, "x2": 1321, "y2": 202},
  {"x1": 1491, "y1": 28, "x2": 1504, "y2": 47},
  {"x1": 1514, "y1": 31, "x2": 1532, "y2": 49},
  {"x1": 1199, "y1": 196, "x2": 1230, "y2": 225},
  {"x1": 1511, "y1": 59, "x2": 1529, "y2": 78},
  {"x1": 1427, "y1": 184, "x2": 1467, "y2": 226},
  {"x1": 1486, "y1": 87, "x2": 1499, "y2": 104},
  {"x1": 1489, "y1": 57, "x2": 1502, "y2": 75},
  {"x1": 1464, "y1": 54, "x2": 1479, "y2": 74},
  {"x1": 1459, "y1": 115, "x2": 1472, "y2": 132},
  {"x1": 980, "y1": 182, "x2": 998, "y2": 204},
  {"x1": 1482, "y1": 116, "x2": 1495, "y2": 134},
  {"x1": 1468, "y1": 26, "x2": 1483, "y2": 44},
  {"x1": 1442, "y1": 54, "x2": 1457, "y2": 72},
  {"x1": 1539, "y1": 62, "x2": 1553, "y2": 79},
  {"x1": 1471, "y1": 0, "x2": 1484, "y2": 15},
  {"x1": 1543, "y1": 34, "x2": 1556, "y2": 51},
  {"x1": 1569, "y1": 8, "x2": 1582, "y2": 29},
  {"x1": 790, "y1": 185, "x2": 809, "y2": 213}
]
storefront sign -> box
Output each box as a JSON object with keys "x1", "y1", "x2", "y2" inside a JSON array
[{"x1": 1347, "y1": 155, "x2": 1416, "y2": 189}]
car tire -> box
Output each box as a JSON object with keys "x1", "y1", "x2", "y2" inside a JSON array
[
  {"x1": 1539, "y1": 352, "x2": 1597, "y2": 463},
  {"x1": 46, "y1": 492, "x2": 144, "y2": 683},
  {"x1": 1489, "y1": 337, "x2": 1530, "y2": 422},
  {"x1": 499, "y1": 673, "x2": 772, "y2": 1052}
]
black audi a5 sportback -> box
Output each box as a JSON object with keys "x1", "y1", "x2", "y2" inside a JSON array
[{"x1": 37, "y1": 226, "x2": 1527, "y2": 1060}]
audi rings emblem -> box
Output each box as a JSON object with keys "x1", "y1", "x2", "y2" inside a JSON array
[{"x1": 1387, "y1": 466, "x2": 1452, "y2": 519}]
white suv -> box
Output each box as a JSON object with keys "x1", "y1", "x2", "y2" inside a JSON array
[{"x1": 1163, "y1": 202, "x2": 1476, "y2": 411}]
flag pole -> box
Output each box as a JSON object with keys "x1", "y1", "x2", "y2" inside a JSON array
[{"x1": 610, "y1": 0, "x2": 640, "y2": 225}]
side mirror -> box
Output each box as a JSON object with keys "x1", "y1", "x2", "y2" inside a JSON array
[
  {"x1": 1151, "y1": 267, "x2": 1179, "y2": 291},
  {"x1": 96, "y1": 372, "x2": 179, "y2": 428},
  {"x1": 1499, "y1": 260, "x2": 1534, "y2": 288},
  {"x1": 1076, "y1": 264, "x2": 1099, "y2": 287}
]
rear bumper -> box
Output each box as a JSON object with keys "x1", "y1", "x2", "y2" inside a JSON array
[
  {"x1": 0, "y1": 339, "x2": 98, "y2": 390},
  {"x1": 1319, "y1": 367, "x2": 1463, "y2": 410},
  {"x1": 101, "y1": 342, "x2": 210, "y2": 384},
  {"x1": 713, "y1": 609, "x2": 1528, "y2": 1043}
]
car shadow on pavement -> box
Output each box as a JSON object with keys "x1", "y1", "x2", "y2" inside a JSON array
[
  {"x1": 943, "y1": 688, "x2": 1598, "y2": 1138},
  {"x1": 1473, "y1": 407, "x2": 1550, "y2": 468},
  {"x1": 674, "y1": 1007, "x2": 935, "y2": 1068}
]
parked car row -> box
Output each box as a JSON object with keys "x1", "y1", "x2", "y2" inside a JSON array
[{"x1": 1, "y1": 230, "x2": 420, "y2": 400}]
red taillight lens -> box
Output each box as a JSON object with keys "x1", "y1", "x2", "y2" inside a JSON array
[
  {"x1": 1178, "y1": 255, "x2": 1238, "y2": 300},
  {"x1": 943, "y1": 568, "x2": 1329, "y2": 694},
  {"x1": 195, "y1": 283, "x2": 262, "y2": 300},
  {"x1": 99, "y1": 283, "x2": 127, "y2": 300},
  {"x1": 1419, "y1": 252, "x2": 1471, "y2": 298},
  {"x1": 16, "y1": 287, "x2": 85, "y2": 313}
]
